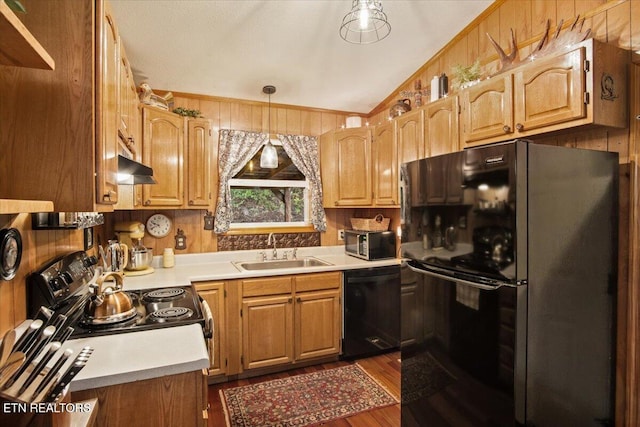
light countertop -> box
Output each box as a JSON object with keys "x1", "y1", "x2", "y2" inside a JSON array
[
  {"x1": 122, "y1": 245, "x2": 400, "y2": 290},
  {"x1": 62, "y1": 246, "x2": 399, "y2": 391},
  {"x1": 67, "y1": 323, "x2": 208, "y2": 391}
]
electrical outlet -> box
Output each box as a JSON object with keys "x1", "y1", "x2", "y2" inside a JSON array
[{"x1": 338, "y1": 229, "x2": 345, "y2": 241}]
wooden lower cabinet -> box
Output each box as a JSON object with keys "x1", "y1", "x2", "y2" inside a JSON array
[
  {"x1": 242, "y1": 293, "x2": 294, "y2": 370},
  {"x1": 239, "y1": 272, "x2": 342, "y2": 373},
  {"x1": 194, "y1": 281, "x2": 226, "y2": 377},
  {"x1": 295, "y1": 288, "x2": 341, "y2": 360},
  {"x1": 72, "y1": 370, "x2": 208, "y2": 427}
]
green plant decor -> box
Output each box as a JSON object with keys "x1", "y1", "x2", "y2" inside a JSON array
[
  {"x1": 451, "y1": 59, "x2": 482, "y2": 90},
  {"x1": 173, "y1": 107, "x2": 202, "y2": 118},
  {"x1": 4, "y1": 0, "x2": 27, "y2": 13},
  {"x1": 5, "y1": 0, "x2": 26, "y2": 13}
]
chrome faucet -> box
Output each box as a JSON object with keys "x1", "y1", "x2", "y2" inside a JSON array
[{"x1": 267, "y1": 233, "x2": 277, "y2": 259}]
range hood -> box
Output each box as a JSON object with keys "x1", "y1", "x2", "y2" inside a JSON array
[{"x1": 117, "y1": 155, "x2": 156, "y2": 185}]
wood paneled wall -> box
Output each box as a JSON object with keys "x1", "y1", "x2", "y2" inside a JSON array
[
  {"x1": 167, "y1": 92, "x2": 355, "y2": 137},
  {"x1": 0, "y1": 214, "x2": 103, "y2": 334},
  {"x1": 2, "y1": 0, "x2": 638, "y2": 422},
  {"x1": 110, "y1": 94, "x2": 357, "y2": 254},
  {"x1": 370, "y1": 0, "x2": 639, "y2": 125}
]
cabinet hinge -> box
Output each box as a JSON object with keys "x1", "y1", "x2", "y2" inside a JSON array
[
  {"x1": 583, "y1": 59, "x2": 590, "y2": 72},
  {"x1": 584, "y1": 92, "x2": 590, "y2": 105},
  {"x1": 224, "y1": 289, "x2": 227, "y2": 298},
  {"x1": 209, "y1": 129, "x2": 212, "y2": 136},
  {"x1": 241, "y1": 355, "x2": 244, "y2": 365},
  {"x1": 240, "y1": 308, "x2": 243, "y2": 317},
  {"x1": 225, "y1": 358, "x2": 228, "y2": 367}
]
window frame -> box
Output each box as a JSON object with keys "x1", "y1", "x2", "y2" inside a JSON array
[{"x1": 228, "y1": 177, "x2": 311, "y2": 230}]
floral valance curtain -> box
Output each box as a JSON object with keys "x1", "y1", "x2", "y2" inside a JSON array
[
  {"x1": 278, "y1": 134, "x2": 327, "y2": 232},
  {"x1": 213, "y1": 129, "x2": 266, "y2": 233}
]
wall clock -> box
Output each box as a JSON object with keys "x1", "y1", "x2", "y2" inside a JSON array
[
  {"x1": 0, "y1": 228, "x2": 22, "y2": 281},
  {"x1": 146, "y1": 213, "x2": 172, "y2": 238}
]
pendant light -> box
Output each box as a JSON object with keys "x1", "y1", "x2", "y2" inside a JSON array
[
  {"x1": 260, "y1": 85, "x2": 278, "y2": 169},
  {"x1": 340, "y1": 0, "x2": 391, "y2": 45}
]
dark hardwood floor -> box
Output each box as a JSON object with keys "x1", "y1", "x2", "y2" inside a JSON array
[{"x1": 207, "y1": 351, "x2": 401, "y2": 427}]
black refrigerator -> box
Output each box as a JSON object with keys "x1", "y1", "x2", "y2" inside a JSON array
[{"x1": 399, "y1": 140, "x2": 618, "y2": 426}]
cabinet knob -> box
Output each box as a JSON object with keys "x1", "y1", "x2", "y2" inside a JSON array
[
  {"x1": 503, "y1": 125, "x2": 511, "y2": 133},
  {"x1": 334, "y1": 201, "x2": 338, "y2": 206},
  {"x1": 516, "y1": 123, "x2": 524, "y2": 131},
  {"x1": 189, "y1": 200, "x2": 194, "y2": 205},
  {"x1": 288, "y1": 297, "x2": 293, "y2": 304},
  {"x1": 144, "y1": 200, "x2": 151, "y2": 206},
  {"x1": 296, "y1": 297, "x2": 302, "y2": 303}
]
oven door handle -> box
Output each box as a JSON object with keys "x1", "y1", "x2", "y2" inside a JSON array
[
  {"x1": 199, "y1": 297, "x2": 214, "y2": 340},
  {"x1": 406, "y1": 261, "x2": 515, "y2": 291}
]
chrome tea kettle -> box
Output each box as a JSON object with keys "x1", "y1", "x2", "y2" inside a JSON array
[{"x1": 101, "y1": 240, "x2": 129, "y2": 272}]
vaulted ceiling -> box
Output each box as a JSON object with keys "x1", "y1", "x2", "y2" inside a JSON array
[{"x1": 110, "y1": 0, "x2": 493, "y2": 114}]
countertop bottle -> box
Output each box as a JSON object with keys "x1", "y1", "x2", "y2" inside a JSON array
[
  {"x1": 163, "y1": 248, "x2": 175, "y2": 268},
  {"x1": 432, "y1": 215, "x2": 443, "y2": 250}
]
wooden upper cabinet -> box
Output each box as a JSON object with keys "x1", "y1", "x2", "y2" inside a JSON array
[
  {"x1": 117, "y1": 41, "x2": 140, "y2": 150},
  {"x1": 96, "y1": 1, "x2": 120, "y2": 205},
  {"x1": 319, "y1": 131, "x2": 338, "y2": 207},
  {"x1": 142, "y1": 107, "x2": 184, "y2": 207},
  {"x1": 425, "y1": 96, "x2": 459, "y2": 157},
  {"x1": 461, "y1": 38, "x2": 627, "y2": 148},
  {"x1": 396, "y1": 109, "x2": 424, "y2": 164},
  {"x1": 186, "y1": 118, "x2": 212, "y2": 208},
  {"x1": 514, "y1": 47, "x2": 585, "y2": 133},
  {"x1": 461, "y1": 75, "x2": 513, "y2": 144},
  {"x1": 321, "y1": 127, "x2": 373, "y2": 207},
  {"x1": 373, "y1": 121, "x2": 398, "y2": 206}
]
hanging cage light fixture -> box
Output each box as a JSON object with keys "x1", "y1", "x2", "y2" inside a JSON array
[
  {"x1": 260, "y1": 85, "x2": 278, "y2": 169},
  {"x1": 339, "y1": 0, "x2": 391, "y2": 44}
]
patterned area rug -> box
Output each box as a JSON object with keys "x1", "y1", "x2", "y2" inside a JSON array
[
  {"x1": 220, "y1": 364, "x2": 399, "y2": 427},
  {"x1": 401, "y1": 352, "x2": 455, "y2": 404}
]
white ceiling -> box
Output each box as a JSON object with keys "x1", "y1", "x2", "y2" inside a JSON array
[{"x1": 110, "y1": 0, "x2": 492, "y2": 114}]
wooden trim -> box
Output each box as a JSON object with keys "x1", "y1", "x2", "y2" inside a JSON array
[
  {"x1": 0, "y1": 199, "x2": 53, "y2": 214},
  {"x1": 627, "y1": 62, "x2": 640, "y2": 427},
  {"x1": 0, "y1": 1, "x2": 55, "y2": 69},
  {"x1": 223, "y1": 225, "x2": 317, "y2": 235},
  {"x1": 155, "y1": 89, "x2": 361, "y2": 118}
]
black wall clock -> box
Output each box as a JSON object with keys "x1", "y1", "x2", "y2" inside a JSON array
[{"x1": 0, "y1": 228, "x2": 22, "y2": 281}]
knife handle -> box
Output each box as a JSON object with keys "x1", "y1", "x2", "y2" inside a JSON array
[
  {"x1": 33, "y1": 348, "x2": 73, "y2": 398},
  {"x1": 19, "y1": 342, "x2": 61, "y2": 395},
  {"x1": 12, "y1": 319, "x2": 43, "y2": 354},
  {"x1": 46, "y1": 362, "x2": 86, "y2": 403},
  {"x1": 45, "y1": 347, "x2": 93, "y2": 403}
]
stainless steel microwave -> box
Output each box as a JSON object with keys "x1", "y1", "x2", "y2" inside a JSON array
[{"x1": 344, "y1": 230, "x2": 396, "y2": 260}]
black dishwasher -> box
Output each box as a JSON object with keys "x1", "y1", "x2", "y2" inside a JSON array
[{"x1": 342, "y1": 265, "x2": 401, "y2": 359}]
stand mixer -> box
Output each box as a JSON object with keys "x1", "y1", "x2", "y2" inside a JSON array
[{"x1": 114, "y1": 221, "x2": 154, "y2": 276}]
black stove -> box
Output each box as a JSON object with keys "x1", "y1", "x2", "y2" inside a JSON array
[{"x1": 27, "y1": 251, "x2": 207, "y2": 339}]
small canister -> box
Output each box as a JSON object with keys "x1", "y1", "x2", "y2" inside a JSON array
[{"x1": 163, "y1": 248, "x2": 175, "y2": 268}]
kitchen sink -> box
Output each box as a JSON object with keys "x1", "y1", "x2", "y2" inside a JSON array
[{"x1": 233, "y1": 257, "x2": 332, "y2": 271}]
